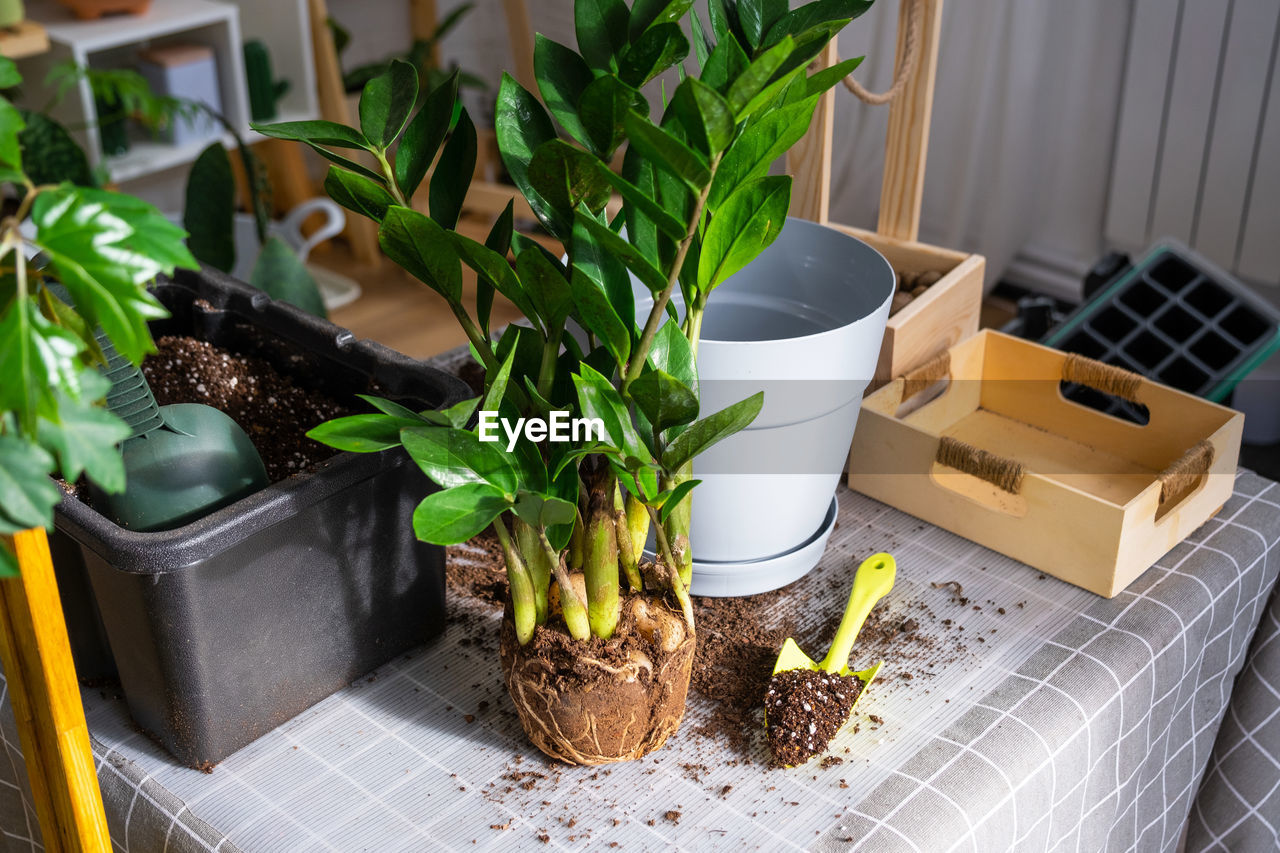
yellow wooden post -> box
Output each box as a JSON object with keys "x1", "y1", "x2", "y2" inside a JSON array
[{"x1": 0, "y1": 529, "x2": 110, "y2": 853}]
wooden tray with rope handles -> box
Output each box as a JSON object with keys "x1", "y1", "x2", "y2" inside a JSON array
[
  {"x1": 787, "y1": 0, "x2": 985, "y2": 391},
  {"x1": 847, "y1": 330, "x2": 1244, "y2": 598}
]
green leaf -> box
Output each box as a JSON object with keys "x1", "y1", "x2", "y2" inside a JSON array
[
  {"x1": 412, "y1": 482, "x2": 510, "y2": 545},
  {"x1": 569, "y1": 267, "x2": 631, "y2": 370},
  {"x1": 664, "y1": 391, "x2": 763, "y2": 469},
  {"x1": 482, "y1": 345, "x2": 515, "y2": 414},
  {"x1": 739, "y1": 0, "x2": 788, "y2": 48},
  {"x1": 0, "y1": 57, "x2": 20, "y2": 88},
  {"x1": 698, "y1": 175, "x2": 791, "y2": 292},
  {"x1": 669, "y1": 77, "x2": 734, "y2": 157},
  {"x1": 572, "y1": 363, "x2": 649, "y2": 463},
  {"x1": 527, "y1": 138, "x2": 612, "y2": 216},
  {"x1": 623, "y1": 112, "x2": 710, "y2": 191},
  {"x1": 324, "y1": 166, "x2": 396, "y2": 223},
  {"x1": 578, "y1": 75, "x2": 644, "y2": 158},
  {"x1": 657, "y1": 478, "x2": 700, "y2": 522},
  {"x1": 183, "y1": 143, "x2": 236, "y2": 272},
  {"x1": 401, "y1": 426, "x2": 518, "y2": 493},
  {"x1": 429, "y1": 108, "x2": 476, "y2": 229},
  {"x1": 725, "y1": 36, "x2": 794, "y2": 118},
  {"x1": 709, "y1": 95, "x2": 817, "y2": 207},
  {"x1": 515, "y1": 245, "x2": 574, "y2": 330},
  {"x1": 573, "y1": 211, "x2": 667, "y2": 293},
  {"x1": 707, "y1": 0, "x2": 740, "y2": 45},
  {"x1": 699, "y1": 34, "x2": 750, "y2": 94},
  {"x1": 36, "y1": 377, "x2": 130, "y2": 493},
  {"x1": 250, "y1": 237, "x2": 328, "y2": 318},
  {"x1": 765, "y1": 0, "x2": 871, "y2": 44},
  {"x1": 692, "y1": 9, "x2": 713, "y2": 66},
  {"x1": 250, "y1": 119, "x2": 370, "y2": 150},
  {"x1": 394, "y1": 71, "x2": 459, "y2": 198},
  {"x1": 0, "y1": 435, "x2": 60, "y2": 530},
  {"x1": 512, "y1": 491, "x2": 577, "y2": 529},
  {"x1": 495, "y1": 73, "x2": 568, "y2": 238},
  {"x1": 807, "y1": 55, "x2": 864, "y2": 96},
  {"x1": 441, "y1": 396, "x2": 481, "y2": 429},
  {"x1": 629, "y1": 0, "x2": 696, "y2": 40},
  {"x1": 378, "y1": 206, "x2": 463, "y2": 301},
  {"x1": 0, "y1": 99, "x2": 24, "y2": 179},
  {"x1": 572, "y1": 212, "x2": 634, "y2": 333},
  {"x1": 619, "y1": 23, "x2": 689, "y2": 89},
  {"x1": 0, "y1": 300, "x2": 83, "y2": 434},
  {"x1": 575, "y1": 0, "x2": 630, "y2": 72},
  {"x1": 0, "y1": 544, "x2": 16, "y2": 578},
  {"x1": 477, "y1": 201, "x2": 513, "y2": 335},
  {"x1": 631, "y1": 368, "x2": 698, "y2": 433},
  {"x1": 300, "y1": 140, "x2": 387, "y2": 185},
  {"x1": 16, "y1": 110, "x2": 93, "y2": 188},
  {"x1": 593, "y1": 159, "x2": 686, "y2": 240},
  {"x1": 648, "y1": 321, "x2": 697, "y2": 392},
  {"x1": 449, "y1": 230, "x2": 540, "y2": 325},
  {"x1": 534, "y1": 34, "x2": 594, "y2": 146},
  {"x1": 359, "y1": 59, "x2": 419, "y2": 149}
]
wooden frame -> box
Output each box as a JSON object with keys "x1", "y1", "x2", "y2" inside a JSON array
[
  {"x1": 788, "y1": 0, "x2": 985, "y2": 388},
  {"x1": 847, "y1": 331, "x2": 1243, "y2": 597}
]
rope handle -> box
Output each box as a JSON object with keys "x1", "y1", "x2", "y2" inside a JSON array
[
  {"x1": 840, "y1": 0, "x2": 925, "y2": 105},
  {"x1": 935, "y1": 437, "x2": 1026, "y2": 494},
  {"x1": 1156, "y1": 440, "x2": 1215, "y2": 504},
  {"x1": 899, "y1": 350, "x2": 1147, "y2": 405}
]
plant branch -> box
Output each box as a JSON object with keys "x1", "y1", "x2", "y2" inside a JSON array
[
  {"x1": 374, "y1": 148, "x2": 408, "y2": 207},
  {"x1": 493, "y1": 516, "x2": 537, "y2": 644},
  {"x1": 538, "y1": 527, "x2": 591, "y2": 641},
  {"x1": 645, "y1": 504, "x2": 694, "y2": 630}
]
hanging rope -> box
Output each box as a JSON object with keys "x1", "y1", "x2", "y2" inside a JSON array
[{"x1": 840, "y1": 0, "x2": 925, "y2": 105}]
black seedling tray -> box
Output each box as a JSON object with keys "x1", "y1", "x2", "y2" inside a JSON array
[
  {"x1": 52, "y1": 267, "x2": 470, "y2": 767},
  {"x1": 1044, "y1": 242, "x2": 1280, "y2": 420}
]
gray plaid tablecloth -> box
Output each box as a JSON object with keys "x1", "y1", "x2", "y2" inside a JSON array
[{"x1": 0, "y1": 471, "x2": 1278, "y2": 852}]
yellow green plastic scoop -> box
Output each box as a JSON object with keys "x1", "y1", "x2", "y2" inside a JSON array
[{"x1": 766, "y1": 553, "x2": 897, "y2": 765}]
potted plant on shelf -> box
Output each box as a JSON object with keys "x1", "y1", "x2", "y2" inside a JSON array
[{"x1": 256, "y1": 0, "x2": 873, "y2": 764}]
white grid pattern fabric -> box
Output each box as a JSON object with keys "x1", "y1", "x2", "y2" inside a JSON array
[{"x1": 0, "y1": 472, "x2": 1276, "y2": 852}]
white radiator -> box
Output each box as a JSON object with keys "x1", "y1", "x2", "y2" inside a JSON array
[{"x1": 1106, "y1": 0, "x2": 1280, "y2": 297}]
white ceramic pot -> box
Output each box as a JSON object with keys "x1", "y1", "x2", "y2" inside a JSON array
[{"x1": 637, "y1": 218, "x2": 895, "y2": 594}]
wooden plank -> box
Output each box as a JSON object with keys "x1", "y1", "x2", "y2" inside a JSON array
[
  {"x1": 876, "y1": 0, "x2": 944, "y2": 242},
  {"x1": 1104, "y1": 0, "x2": 1182, "y2": 251},
  {"x1": 1148, "y1": 1, "x2": 1231, "y2": 245},
  {"x1": 1236, "y1": 15, "x2": 1280, "y2": 284},
  {"x1": 0, "y1": 530, "x2": 110, "y2": 853},
  {"x1": 410, "y1": 0, "x2": 438, "y2": 68},
  {"x1": 787, "y1": 40, "x2": 837, "y2": 223},
  {"x1": 502, "y1": 0, "x2": 535, "y2": 94},
  {"x1": 1191, "y1": 0, "x2": 1280, "y2": 268},
  {"x1": 0, "y1": 20, "x2": 50, "y2": 58}
]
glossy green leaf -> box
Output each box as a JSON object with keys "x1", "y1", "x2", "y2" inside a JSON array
[
  {"x1": 300, "y1": 140, "x2": 387, "y2": 185},
  {"x1": 394, "y1": 71, "x2": 459, "y2": 198},
  {"x1": 619, "y1": 23, "x2": 689, "y2": 88},
  {"x1": 0, "y1": 98, "x2": 25, "y2": 180},
  {"x1": 359, "y1": 59, "x2": 419, "y2": 149},
  {"x1": 631, "y1": 368, "x2": 698, "y2": 433},
  {"x1": 16, "y1": 110, "x2": 93, "y2": 188},
  {"x1": 569, "y1": 267, "x2": 630, "y2": 370},
  {"x1": 807, "y1": 55, "x2": 864, "y2": 96},
  {"x1": 571, "y1": 213, "x2": 634, "y2": 335},
  {"x1": 575, "y1": 0, "x2": 630, "y2": 72},
  {"x1": 183, "y1": 142, "x2": 235, "y2": 272},
  {"x1": 512, "y1": 491, "x2": 577, "y2": 529},
  {"x1": 664, "y1": 391, "x2": 763, "y2": 469},
  {"x1": 534, "y1": 34, "x2": 594, "y2": 146},
  {"x1": 483, "y1": 345, "x2": 516, "y2": 414},
  {"x1": 699, "y1": 34, "x2": 749, "y2": 94},
  {"x1": 692, "y1": 8, "x2": 713, "y2": 66},
  {"x1": 698, "y1": 175, "x2": 790, "y2": 292},
  {"x1": 0, "y1": 435, "x2": 59, "y2": 530},
  {"x1": 593, "y1": 159, "x2": 686, "y2": 240},
  {"x1": 708, "y1": 95, "x2": 816, "y2": 207},
  {"x1": 377, "y1": 206, "x2": 462, "y2": 302},
  {"x1": 657, "y1": 477, "x2": 700, "y2": 522},
  {"x1": 412, "y1": 482, "x2": 510, "y2": 545},
  {"x1": 739, "y1": 0, "x2": 788, "y2": 48},
  {"x1": 629, "y1": 0, "x2": 696, "y2": 40},
  {"x1": 572, "y1": 363, "x2": 649, "y2": 463},
  {"x1": 306, "y1": 412, "x2": 421, "y2": 451},
  {"x1": 515, "y1": 244, "x2": 574, "y2": 330},
  {"x1": 441, "y1": 396, "x2": 481, "y2": 429},
  {"x1": 578, "y1": 75, "x2": 644, "y2": 158},
  {"x1": 706, "y1": 0, "x2": 741, "y2": 45},
  {"x1": 573, "y1": 211, "x2": 667, "y2": 293},
  {"x1": 495, "y1": 74, "x2": 568, "y2": 238},
  {"x1": 401, "y1": 426, "x2": 518, "y2": 493},
  {"x1": 0, "y1": 300, "x2": 82, "y2": 433},
  {"x1": 249, "y1": 119, "x2": 370, "y2": 150},
  {"x1": 35, "y1": 372, "x2": 128, "y2": 493},
  {"x1": 477, "y1": 201, "x2": 513, "y2": 335},
  {"x1": 357, "y1": 394, "x2": 431, "y2": 422},
  {"x1": 429, "y1": 108, "x2": 476, "y2": 229},
  {"x1": 765, "y1": 0, "x2": 871, "y2": 44},
  {"x1": 725, "y1": 36, "x2": 793, "y2": 118},
  {"x1": 648, "y1": 321, "x2": 697, "y2": 391},
  {"x1": 324, "y1": 165, "x2": 396, "y2": 223},
  {"x1": 669, "y1": 77, "x2": 735, "y2": 157},
  {"x1": 449, "y1": 230, "x2": 540, "y2": 325},
  {"x1": 623, "y1": 112, "x2": 710, "y2": 190},
  {"x1": 528, "y1": 138, "x2": 612, "y2": 216},
  {"x1": 250, "y1": 237, "x2": 327, "y2": 318}
]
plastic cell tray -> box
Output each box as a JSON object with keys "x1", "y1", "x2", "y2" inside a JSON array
[{"x1": 1044, "y1": 242, "x2": 1280, "y2": 421}]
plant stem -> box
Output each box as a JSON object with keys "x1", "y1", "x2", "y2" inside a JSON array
[
  {"x1": 375, "y1": 148, "x2": 408, "y2": 207},
  {"x1": 492, "y1": 517, "x2": 537, "y2": 644},
  {"x1": 660, "y1": 467, "x2": 694, "y2": 586},
  {"x1": 583, "y1": 492, "x2": 620, "y2": 639},
  {"x1": 622, "y1": 156, "x2": 721, "y2": 394},
  {"x1": 536, "y1": 323, "x2": 562, "y2": 403},
  {"x1": 512, "y1": 518, "x2": 550, "y2": 624},
  {"x1": 449, "y1": 301, "x2": 499, "y2": 372},
  {"x1": 645, "y1": 505, "x2": 694, "y2": 631},
  {"x1": 538, "y1": 528, "x2": 591, "y2": 641},
  {"x1": 613, "y1": 481, "x2": 642, "y2": 592}
]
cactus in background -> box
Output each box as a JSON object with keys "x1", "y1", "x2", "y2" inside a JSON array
[{"x1": 243, "y1": 40, "x2": 289, "y2": 123}]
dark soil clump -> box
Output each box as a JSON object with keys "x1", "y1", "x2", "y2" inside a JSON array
[
  {"x1": 445, "y1": 531, "x2": 507, "y2": 606},
  {"x1": 765, "y1": 668, "x2": 862, "y2": 767},
  {"x1": 142, "y1": 335, "x2": 351, "y2": 481}
]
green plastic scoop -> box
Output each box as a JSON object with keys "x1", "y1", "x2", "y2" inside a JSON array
[{"x1": 772, "y1": 552, "x2": 898, "y2": 705}]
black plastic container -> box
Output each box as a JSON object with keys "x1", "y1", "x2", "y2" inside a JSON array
[
  {"x1": 52, "y1": 268, "x2": 470, "y2": 767},
  {"x1": 1044, "y1": 242, "x2": 1280, "y2": 421}
]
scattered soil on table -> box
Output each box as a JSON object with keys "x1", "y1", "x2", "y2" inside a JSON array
[
  {"x1": 889, "y1": 269, "x2": 946, "y2": 316},
  {"x1": 445, "y1": 531, "x2": 507, "y2": 605},
  {"x1": 765, "y1": 668, "x2": 863, "y2": 767},
  {"x1": 142, "y1": 335, "x2": 352, "y2": 482}
]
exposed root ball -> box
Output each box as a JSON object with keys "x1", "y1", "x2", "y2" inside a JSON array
[{"x1": 500, "y1": 595, "x2": 695, "y2": 765}]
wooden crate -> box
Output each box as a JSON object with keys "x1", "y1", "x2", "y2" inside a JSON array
[
  {"x1": 787, "y1": 0, "x2": 984, "y2": 390},
  {"x1": 847, "y1": 330, "x2": 1243, "y2": 597}
]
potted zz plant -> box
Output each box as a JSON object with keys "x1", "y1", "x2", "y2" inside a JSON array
[{"x1": 256, "y1": 0, "x2": 869, "y2": 765}]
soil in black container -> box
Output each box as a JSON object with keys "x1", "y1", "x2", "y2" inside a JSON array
[
  {"x1": 142, "y1": 335, "x2": 352, "y2": 482},
  {"x1": 764, "y1": 668, "x2": 863, "y2": 767}
]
